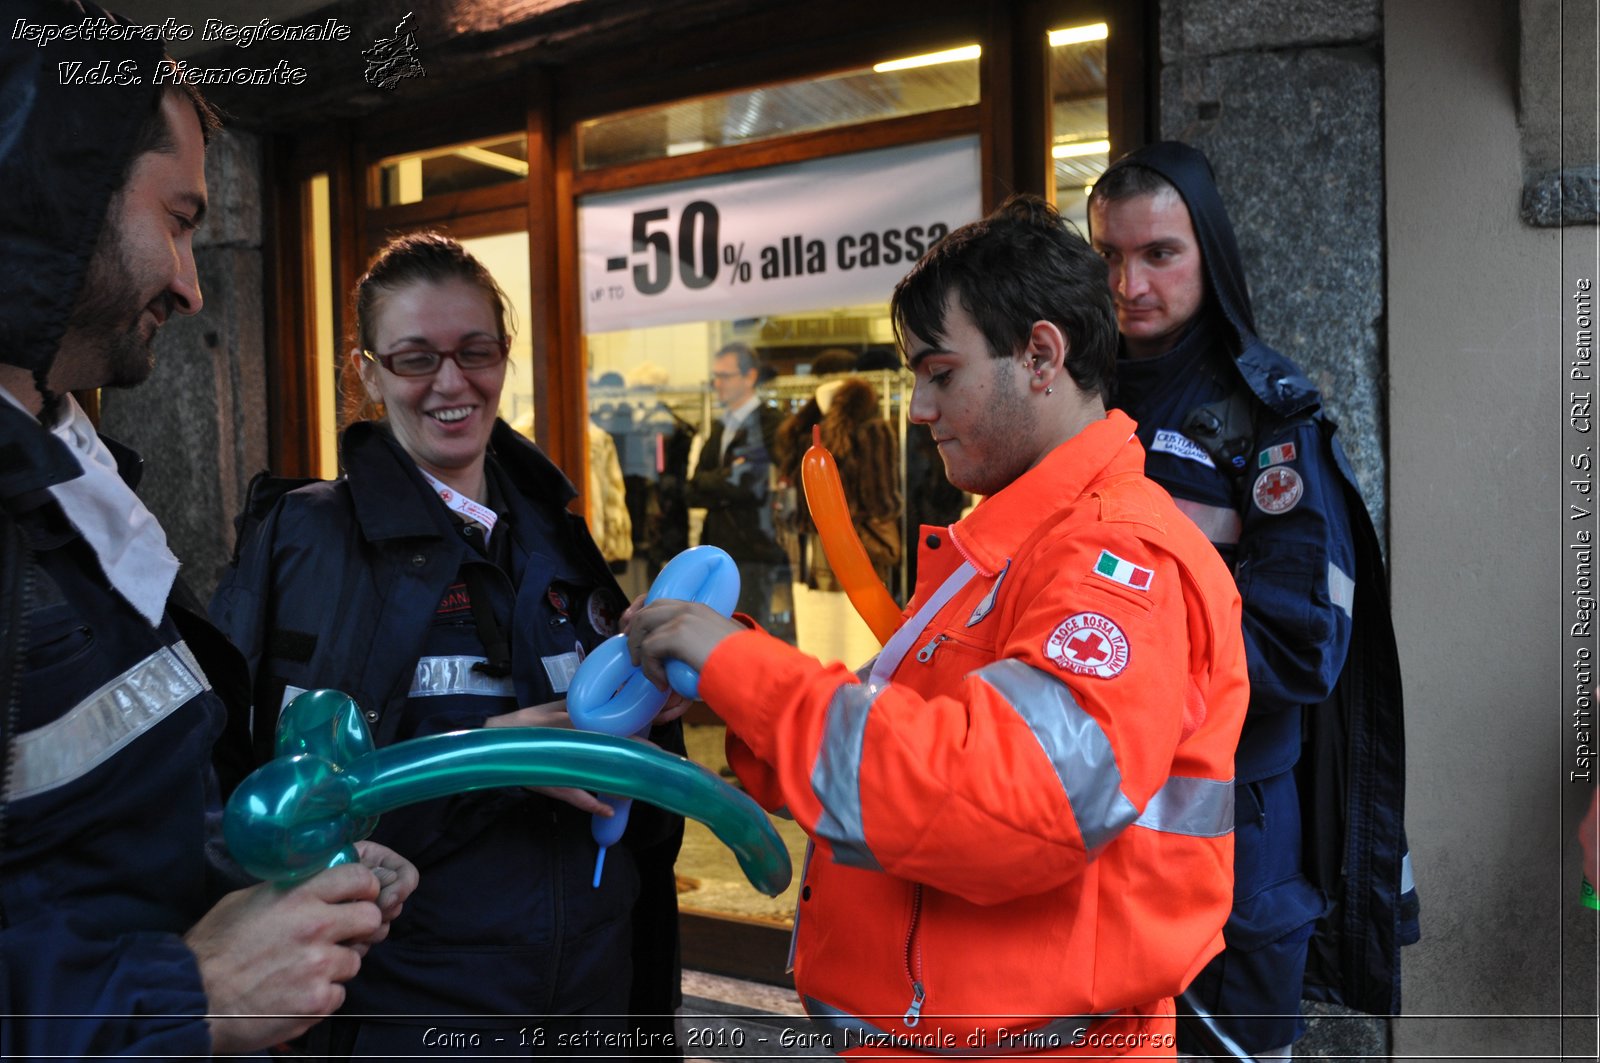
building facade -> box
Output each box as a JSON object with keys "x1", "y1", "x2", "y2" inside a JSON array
[{"x1": 102, "y1": 0, "x2": 1600, "y2": 1055}]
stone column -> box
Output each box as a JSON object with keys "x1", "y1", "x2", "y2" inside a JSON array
[
  {"x1": 1157, "y1": 1, "x2": 1390, "y2": 1056},
  {"x1": 1157, "y1": 0, "x2": 1389, "y2": 542}
]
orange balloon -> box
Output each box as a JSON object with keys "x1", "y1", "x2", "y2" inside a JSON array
[{"x1": 801, "y1": 425, "x2": 902, "y2": 645}]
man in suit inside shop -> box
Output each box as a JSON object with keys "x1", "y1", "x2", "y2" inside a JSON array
[{"x1": 685, "y1": 342, "x2": 794, "y2": 639}]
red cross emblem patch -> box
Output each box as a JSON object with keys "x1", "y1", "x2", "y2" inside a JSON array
[
  {"x1": 1252, "y1": 466, "x2": 1304, "y2": 515},
  {"x1": 1044, "y1": 612, "x2": 1130, "y2": 678}
]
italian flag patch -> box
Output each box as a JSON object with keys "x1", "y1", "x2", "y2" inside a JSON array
[
  {"x1": 1093, "y1": 550, "x2": 1153, "y2": 591},
  {"x1": 1258, "y1": 442, "x2": 1297, "y2": 468}
]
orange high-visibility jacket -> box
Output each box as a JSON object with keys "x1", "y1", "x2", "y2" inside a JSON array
[{"x1": 702, "y1": 411, "x2": 1249, "y2": 1056}]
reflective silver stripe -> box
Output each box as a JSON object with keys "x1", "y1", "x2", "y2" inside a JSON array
[
  {"x1": 811, "y1": 681, "x2": 886, "y2": 871},
  {"x1": 803, "y1": 995, "x2": 1114, "y2": 1056},
  {"x1": 1133, "y1": 775, "x2": 1234, "y2": 837},
  {"x1": 408, "y1": 655, "x2": 515, "y2": 698},
  {"x1": 1172, "y1": 497, "x2": 1242, "y2": 546},
  {"x1": 973, "y1": 658, "x2": 1138, "y2": 853},
  {"x1": 1177, "y1": 990, "x2": 1261, "y2": 1062},
  {"x1": 1401, "y1": 850, "x2": 1415, "y2": 894},
  {"x1": 5, "y1": 643, "x2": 210, "y2": 801},
  {"x1": 1328, "y1": 560, "x2": 1356, "y2": 618}
]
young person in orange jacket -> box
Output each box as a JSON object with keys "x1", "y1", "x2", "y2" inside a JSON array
[{"x1": 629, "y1": 195, "x2": 1249, "y2": 1057}]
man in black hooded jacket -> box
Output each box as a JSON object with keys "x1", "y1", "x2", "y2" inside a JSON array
[
  {"x1": 1089, "y1": 142, "x2": 1418, "y2": 1059},
  {"x1": 0, "y1": 2, "x2": 417, "y2": 1056}
]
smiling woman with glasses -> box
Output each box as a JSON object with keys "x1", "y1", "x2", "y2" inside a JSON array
[
  {"x1": 211, "y1": 231, "x2": 685, "y2": 1060},
  {"x1": 360, "y1": 336, "x2": 510, "y2": 377}
]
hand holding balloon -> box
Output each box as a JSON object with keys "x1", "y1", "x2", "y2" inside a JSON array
[
  {"x1": 802, "y1": 425, "x2": 901, "y2": 645},
  {"x1": 568, "y1": 546, "x2": 740, "y2": 734},
  {"x1": 565, "y1": 546, "x2": 741, "y2": 884},
  {"x1": 224, "y1": 690, "x2": 791, "y2": 896},
  {"x1": 484, "y1": 702, "x2": 617, "y2": 817}
]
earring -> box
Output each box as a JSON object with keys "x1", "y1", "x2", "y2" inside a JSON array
[{"x1": 1045, "y1": 386, "x2": 1054, "y2": 396}]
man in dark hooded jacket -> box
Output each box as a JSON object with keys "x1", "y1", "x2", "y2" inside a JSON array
[
  {"x1": 0, "y1": 2, "x2": 417, "y2": 1056},
  {"x1": 1089, "y1": 142, "x2": 1418, "y2": 1059}
]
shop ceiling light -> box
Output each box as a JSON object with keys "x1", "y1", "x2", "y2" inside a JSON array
[
  {"x1": 873, "y1": 44, "x2": 981, "y2": 73},
  {"x1": 455, "y1": 145, "x2": 529, "y2": 176},
  {"x1": 1048, "y1": 23, "x2": 1109, "y2": 47},
  {"x1": 1052, "y1": 139, "x2": 1111, "y2": 159}
]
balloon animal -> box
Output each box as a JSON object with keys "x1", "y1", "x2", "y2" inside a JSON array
[
  {"x1": 224, "y1": 688, "x2": 790, "y2": 897},
  {"x1": 565, "y1": 545, "x2": 741, "y2": 885}
]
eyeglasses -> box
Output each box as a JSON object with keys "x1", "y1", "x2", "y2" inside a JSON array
[{"x1": 363, "y1": 338, "x2": 509, "y2": 377}]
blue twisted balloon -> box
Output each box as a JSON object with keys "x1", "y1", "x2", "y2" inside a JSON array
[
  {"x1": 223, "y1": 688, "x2": 790, "y2": 897},
  {"x1": 565, "y1": 546, "x2": 740, "y2": 884}
]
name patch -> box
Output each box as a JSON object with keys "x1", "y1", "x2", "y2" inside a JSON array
[{"x1": 1151, "y1": 429, "x2": 1216, "y2": 469}]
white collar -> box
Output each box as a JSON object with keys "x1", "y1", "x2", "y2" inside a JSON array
[
  {"x1": 722, "y1": 394, "x2": 760, "y2": 428},
  {"x1": 0, "y1": 386, "x2": 179, "y2": 627}
]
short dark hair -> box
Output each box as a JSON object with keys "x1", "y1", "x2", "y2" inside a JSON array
[
  {"x1": 891, "y1": 193, "x2": 1117, "y2": 401},
  {"x1": 130, "y1": 64, "x2": 223, "y2": 158},
  {"x1": 1088, "y1": 162, "x2": 1177, "y2": 206},
  {"x1": 713, "y1": 341, "x2": 760, "y2": 376},
  {"x1": 856, "y1": 345, "x2": 900, "y2": 372}
]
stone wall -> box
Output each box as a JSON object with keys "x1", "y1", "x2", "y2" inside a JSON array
[
  {"x1": 99, "y1": 126, "x2": 269, "y2": 600},
  {"x1": 1157, "y1": 0, "x2": 1389, "y2": 543},
  {"x1": 1519, "y1": 0, "x2": 1600, "y2": 225},
  {"x1": 1156, "y1": 2, "x2": 1390, "y2": 1056}
]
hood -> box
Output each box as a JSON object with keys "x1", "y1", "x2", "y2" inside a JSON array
[
  {"x1": 1100, "y1": 140, "x2": 1258, "y2": 354},
  {"x1": 1102, "y1": 140, "x2": 1320, "y2": 419},
  {"x1": 0, "y1": 0, "x2": 165, "y2": 386}
]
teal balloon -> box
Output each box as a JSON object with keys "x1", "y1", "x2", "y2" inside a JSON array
[{"x1": 224, "y1": 690, "x2": 791, "y2": 897}]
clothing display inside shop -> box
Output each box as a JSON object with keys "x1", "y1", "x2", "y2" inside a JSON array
[
  {"x1": 587, "y1": 420, "x2": 632, "y2": 566},
  {"x1": 775, "y1": 376, "x2": 901, "y2": 591},
  {"x1": 590, "y1": 388, "x2": 698, "y2": 596}
]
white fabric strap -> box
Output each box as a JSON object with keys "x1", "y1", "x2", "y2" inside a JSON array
[
  {"x1": 5, "y1": 643, "x2": 209, "y2": 801},
  {"x1": 0, "y1": 388, "x2": 179, "y2": 627},
  {"x1": 868, "y1": 562, "x2": 978, "y2": 686},
  {"x1": 418, "y1": 467, "x2": 499, "y2": 542}
]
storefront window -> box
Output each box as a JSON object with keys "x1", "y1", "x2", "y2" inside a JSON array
[
  {"x1": 456, "y1": 231, "x2": 536, "y2": 433},
  {"x1": 1048, "y1": 21, "x2": 1111, "y2": 226},
  {"x1": 372, "y1": 133, "x2": 529, "y2": 207},
  {"x1": 576, "y1": 48, "x2": 979, "y2": 170},
  {"x1": 578, "y1": 136, "x2": 980, "y2": 933},
  {"x1": 302, "y1": 172, "x2": 338, "y2": 478}
]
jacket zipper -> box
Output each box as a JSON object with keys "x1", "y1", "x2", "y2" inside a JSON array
[
  {"x1": 915, "y1": 633, "x2": 948, "y2": 663},
  {"x1": 903, "y1": 884, "x2": 925, "y2": 1027}
]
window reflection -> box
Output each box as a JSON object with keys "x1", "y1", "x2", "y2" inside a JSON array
[
  {"x1": 1049, "y1": 22, "x2": 1111, "y2": 226},
  {"x1": 577, "y1": 54, "x2": 979, "y2": 170}
]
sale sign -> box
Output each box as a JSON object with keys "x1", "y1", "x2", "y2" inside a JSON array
[{"x1": 578, "y1": 137, "x2": 980, "y2": 334}]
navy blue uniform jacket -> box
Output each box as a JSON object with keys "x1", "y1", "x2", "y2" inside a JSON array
[
  {"x1": 0, "y1": 405, "x2": 249, "y2": 1058},
  {"x1": 1105, "y1": 141, "x2": 1419, "y2": 1015},
  {"x1": 210, "y1": 420, "x2": 684, "y2": 1026}
]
